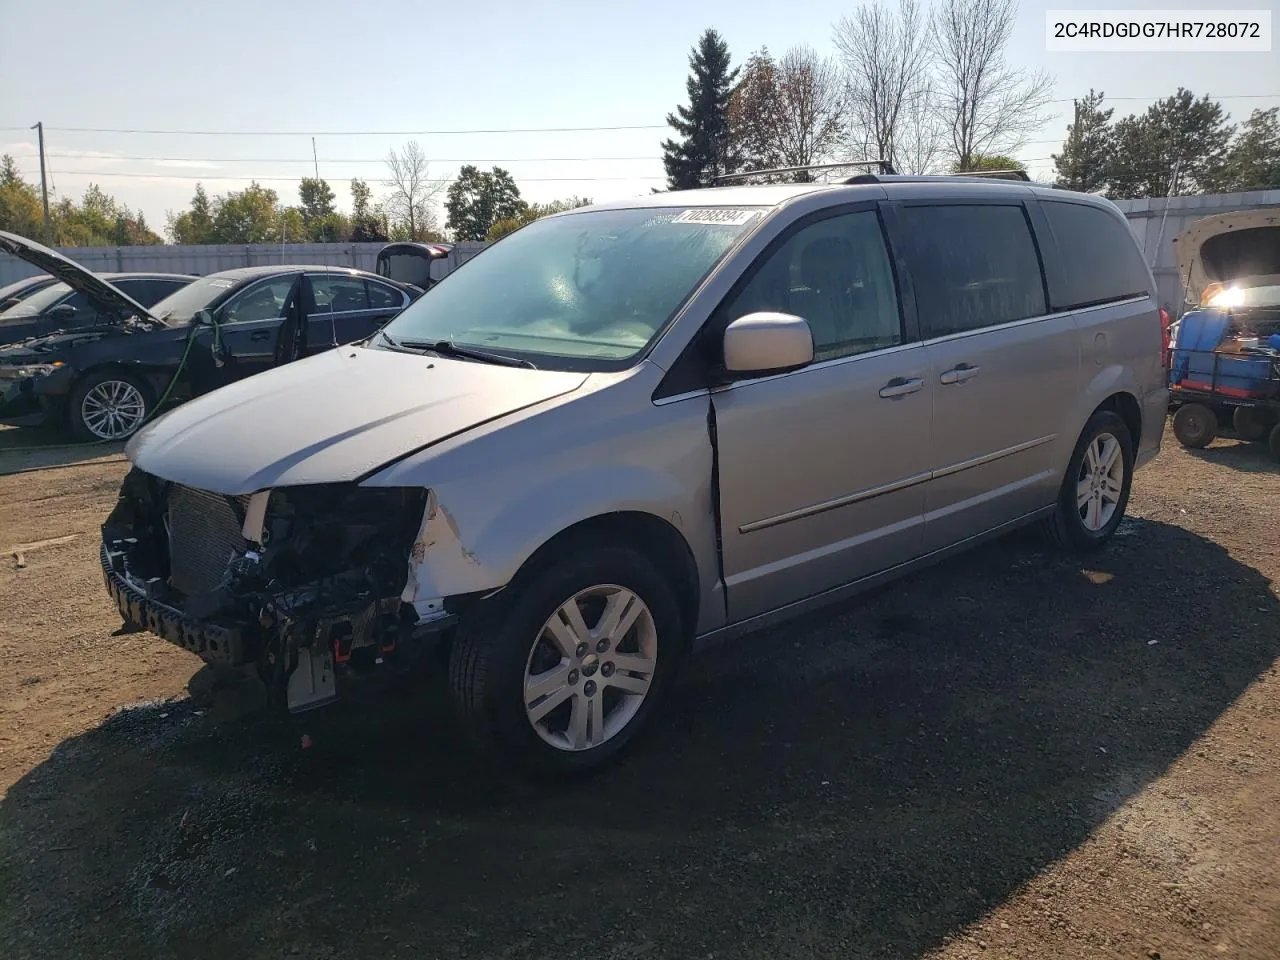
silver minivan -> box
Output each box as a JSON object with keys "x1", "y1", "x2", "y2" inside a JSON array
[{"x1": 102, "y1": 175, "x2": 1168, "y2": 774}]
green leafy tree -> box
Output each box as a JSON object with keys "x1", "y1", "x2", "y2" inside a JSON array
[
  {"x1": 445, "y1": 165, "x2": 524, "y2": 241},
  {"x1": 662, "y1": 28, "x2": 739, "y2": 189},
  {"x1": 1107, "y1": 88, "x2": 1234, "y2": 199},
  {"x1": 1212, "y1": 108, "x2": 1280, "y2": 192},
  {"x1": 347, "y1": 177, "x2": 387, "y2": 241},
  {"x1": 166, "y1": 183, "x2": 214, "y2": 244},
  {"x1": 1052, "y1": 89, "x2": 1114, "y2": 191},
  {"x1": 485, "y1": 196, "x2": 592, "y2": 241},
  {"x1": 49, "y1": 183, "x2": 161, "y2": 246},
  {"x1": 950, "y1": 154, "x2": 1025, "y2": 173},
  {"x1": 207, "y1": 182, "x2": 283, "y2": 244},
  {"x1": 0, "y1": 155, "x2": 46, "y2": 239}
]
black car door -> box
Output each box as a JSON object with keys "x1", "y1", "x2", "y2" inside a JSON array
[
  {"x1": 202, "y1": 274, "x2": 300, "y2": 385},
  {"x1": 301, "y1": 272, "x2": 405, "y2": 354}
]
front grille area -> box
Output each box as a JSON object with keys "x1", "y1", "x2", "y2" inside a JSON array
[{"x1": 167, "y1": 485, "x2": 250, "y2": 596}]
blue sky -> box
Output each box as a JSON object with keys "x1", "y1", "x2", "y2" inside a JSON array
[{"x1": 1, "y1": 0, "x2": 1276, "y2": 236}]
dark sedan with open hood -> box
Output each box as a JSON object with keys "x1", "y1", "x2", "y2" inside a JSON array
[{"x1": 0, "y1": 231, "x2": 424, "y2": 440}]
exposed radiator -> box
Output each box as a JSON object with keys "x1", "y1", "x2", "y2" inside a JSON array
[{"x1": 167, "y1": 485, "x2": 250, "y2": 596}]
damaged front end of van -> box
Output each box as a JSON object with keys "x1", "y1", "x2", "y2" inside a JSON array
[{"x1": 100, "y1": 471, "x2": 466, "y2": 711}]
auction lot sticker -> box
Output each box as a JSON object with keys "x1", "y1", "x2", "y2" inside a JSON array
[
  {"x1": 1046, "y1": 10, "x2": 1271, "y2": 52},
  {"x1": 674, "y1": 209, "x2": 761, "y2": 226}
]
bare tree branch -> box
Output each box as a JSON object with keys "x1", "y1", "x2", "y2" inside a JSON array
[
  {"x1": 896, "y1": 78, "x2": 948, "y2": 174},
  {"x1": 383, "y1": 140, "x2": 445, "y2": 240},
  {"x1": 833, "y1": 0, "x2": 933, "y2": 170},
  {"x1": 929, "y1": 0, "x2": 1054, "y2": 170},
  {"x1": 773, "y1": 45, "x2": 847, "y2": 178}
]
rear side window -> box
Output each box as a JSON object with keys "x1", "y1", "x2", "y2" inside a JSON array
[
  {"x1": 309, "y1": 276, "x2": 369, "y2": 313},
  {"x1": 900, "y1": 204, "x2": 1047, "y2": 338},
  {"x1": 1042, "y1": 201, "x2": 1151, "y2": 310},
  {"x1": 145, "y1": 278, "x2": 193, "y2": 305},
  {"x1": 366, "y1": 280, "x2": 404, "y2": 309}
]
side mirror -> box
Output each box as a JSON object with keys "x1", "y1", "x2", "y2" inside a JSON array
[
  {"x1": 48, "y1": 303, "x2": 77, "y2": 320},
  {"x1": 193, "y1": 308, "x2": 214, "y2": 327},
  {"x1": 722, "y1": 312, "x2": 814, "y2": 376}
]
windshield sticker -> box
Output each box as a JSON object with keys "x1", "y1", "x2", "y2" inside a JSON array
[
  {"x1": 673, "y1": 209, "x2": 760, "y2": 227},
  {"x1": 207, "y1": 279, "x2": 236, "y2": 288}
]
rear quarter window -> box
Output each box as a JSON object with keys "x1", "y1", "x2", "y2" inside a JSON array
[
  {"x1": 1042, "y1": 201, "x2": 1151, "y2": 310},
  {"x1": 899, "y1": 204, "x2": 1047, "y2": 338}
]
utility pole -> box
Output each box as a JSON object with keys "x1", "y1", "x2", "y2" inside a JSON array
[
  {"x1": 30, "y1": 121, "x2": 50, "y2": 241},
  {"x1": 312, "y1": 137, "x2": 319, "y2": 179}
]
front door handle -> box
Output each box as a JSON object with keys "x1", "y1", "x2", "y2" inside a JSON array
[
  {"x1": 939, "y1": 363, "x2": 980, "y2": 385},
  {"x1": 878, "y1": 376, "x2": 925, "y2": 399},
  {"x1": 250, "y1": 330, "x2": 271, "y2": 341}
]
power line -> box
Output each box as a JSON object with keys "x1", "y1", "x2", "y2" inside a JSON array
[
  {"x1": 42, "y1": 123, "x2": 668, "y2": 136},
  {"x1": 20, "y1": 94, "x2": 1276, "y2": 137},
  {"x1": 42, "y1": 153, "x2": 663, "y2": 164},
  {"x1": 42, "y1": 169, "x2": 665, "y2": 183}
]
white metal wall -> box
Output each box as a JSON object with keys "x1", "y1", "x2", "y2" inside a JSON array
[
  {"x1": 0, "y1": 241, "x2": 490, "y2": 286},
  {"x1": 1113, "y1": 190, "x2": 1280, "y2": 315}
]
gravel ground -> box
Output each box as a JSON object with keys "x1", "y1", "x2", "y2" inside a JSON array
[{"x1": 1, "y1": 423, "x2": 1278, "y2": 959}]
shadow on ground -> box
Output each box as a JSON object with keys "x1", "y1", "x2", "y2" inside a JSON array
[
  {"x1": 0, "y1": 425, "x2": 124, "y2": 476},
  {"x1": 3, "y1": 519, "x2": 1278, "y2": 959},
  {"x1": 1188, "y1": 435, "x2": 1280, "y2": 473}
]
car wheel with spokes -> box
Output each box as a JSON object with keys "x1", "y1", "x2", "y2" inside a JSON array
[
  {"x1": 449, "y1": 542, "x2": 685, "y2": 777},
  {"x1": 1045, "y1": 410, "x2": 1134, "y2": 551},
  {"x1": 69, "y1": 370, "x2": 152, "y2": 442}
]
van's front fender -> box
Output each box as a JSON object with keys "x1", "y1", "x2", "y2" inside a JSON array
[{"x1": 362, "y1": 388, "x2": 718, "y2": 624}]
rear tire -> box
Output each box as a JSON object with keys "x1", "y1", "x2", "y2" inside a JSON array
[
  {"x1": 448, "y1": 542, "x2": 686, "y2": 778},
  {"x1": 1233, "y1": 406, "x2": 1271, "y2": 442},
  {"x1": 68, "y1": 369, "x2": 152, "y2": 442},
  {"x1": 1045, "y1": 410, "x2": 1134, "y2": 552},
  {"x1": 1172, "y1": 403, "x2": 1217, "y2": 449}
]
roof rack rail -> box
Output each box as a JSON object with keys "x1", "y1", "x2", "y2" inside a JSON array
[
  {"x1": 714, "y1": 159, "x2": 896, "y2": 184},
  {"x1": 946, "y1": 169, "x2": 1031, "y2": 181}
]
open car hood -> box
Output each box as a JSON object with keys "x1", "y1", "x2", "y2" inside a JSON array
[
  {"x1": 0, "y1": 231, "x2": 155, "y2": 323},
  {"x1": 126, "y1": 345, "x2": 588, "y2": 495},
  {"x1": 1174, "y1": 209, "x2": 1280, "y2": 307}
]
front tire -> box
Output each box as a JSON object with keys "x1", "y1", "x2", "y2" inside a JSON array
[
  {"x1": 448, "y1": 543, "x2": 686, "y2": 777},
  {"x1": 68, "y1": 370, "x2": 151, "y2": 441},
  {"x1": 1045, "y1": 410, "x2": 1134, "y2": 552}
]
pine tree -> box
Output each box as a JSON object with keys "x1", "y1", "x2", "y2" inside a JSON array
[
  {"x1": 1106, "y1": 88, "x2": 1233, "y2": 199},
  {"x1": 1052, "y1": 89, "x2": 1113, "y2": 192},
  {"x1": 661, "y1": 28, "x2": 739, "y2": 190}
]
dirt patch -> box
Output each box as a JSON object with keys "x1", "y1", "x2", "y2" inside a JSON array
[{"x1": 1, "y1": 424, "x2": 1278, "y2": 959}]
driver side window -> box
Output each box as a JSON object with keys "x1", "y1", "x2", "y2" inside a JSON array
[
  {"x1": 724, "y1": 210, "x2": 903, "y2": 362},
  {"x1": 222, "y1": 277, "x2": 297, "y2": 324}
]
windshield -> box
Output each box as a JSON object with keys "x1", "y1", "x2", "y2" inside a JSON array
[
  {"x1": 148, "y1": 273, "x2": 242, "y2": 324},
  {"x1": 0, "y1": 281, "x2": 72, "y2": 319},
  {"x1": 378, "y1": 206, "x2": 762, "y2": 371}
]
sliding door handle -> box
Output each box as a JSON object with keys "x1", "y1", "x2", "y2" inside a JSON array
[
  {"x1": 940, "y1": 364, "x2": 980, "y2": 385},
  {"x1": 878, "y1": 377, "x2": 925, "y2": 399}
]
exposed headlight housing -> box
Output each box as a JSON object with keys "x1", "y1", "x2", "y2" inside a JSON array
[{"x1": 0, "y1": 361, "x2": 63, "y2": 379}]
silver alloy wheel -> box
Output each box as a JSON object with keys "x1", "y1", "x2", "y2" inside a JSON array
[
  {"x1": 523, "y1": 584, "x2": 658, "y2": 752},
  {"x1": 80, "y1": 379, "x2": 147, "y2": 440},
  {"x1": 1076, "y1": 431, "x2": 1124, "y2": 532}
]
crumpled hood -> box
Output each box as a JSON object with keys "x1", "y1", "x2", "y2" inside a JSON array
[{"x1": 126, "y1": 345, "x2": 588, "y2": 494}]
